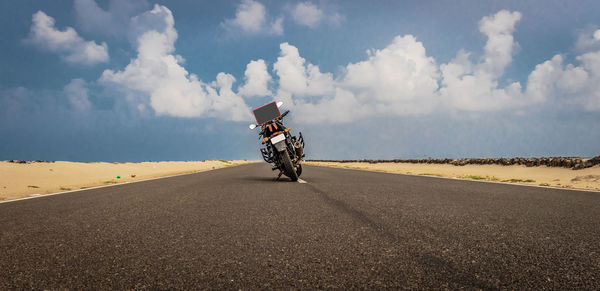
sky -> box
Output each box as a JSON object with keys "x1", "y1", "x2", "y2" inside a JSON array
[{"x1": 1, "y1": 0, "x2": 599, "y2": 162}]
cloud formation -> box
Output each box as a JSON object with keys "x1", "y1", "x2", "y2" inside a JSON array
[
  {"x1": 291, "y1": 2, "x2": 341, "y2": 28},
  {"x1": 575, "y1": 28, "x2": 600, "y2": 52},
  {"x1": 100, "y1": 5, "x2": 251, "y2": 121},
  {"x1": 64, "y1": 78, "x2": 92, "y2": 111},
  {"x1": 238, "y1": 59, "x2": 272, "y2": 97},
  {"x1": 342, "y1": 35, "x2": 440, "y2": 115},
  {"x1": 26, "y1": 11, "x2": 109, "y2": 65},
  {"x1": 266, "y1": 9, "x2": 600, "y2": 123},
  {"x1": 222, "y1": 0, "x2": 283, "y2": 35},
  {"x1": 273, "y1": 35, "x2": 439, "y2": 122},
  {"x1": 274, "y1": 42, "x2": 335, "y2": 98},
  {"x1": 40, "y1": 5, "x2": 599, "y2": 125},
  {"x1": 439, "y1": 10, "x2": 524, "y2": 111},
  {"x1": 291, "y1": 2, "x2": 323, "y2": 28},
  {"x1": 526, "y1": 50, "x2": 600, "y2": 111}
]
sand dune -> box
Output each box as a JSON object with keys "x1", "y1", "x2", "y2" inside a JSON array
[
  {"x1": 0, "y1": 160, "x2": 255, "y2": 201},
  {"x1": 306, "y1": 161, "x2": 600, "y2": 192}
]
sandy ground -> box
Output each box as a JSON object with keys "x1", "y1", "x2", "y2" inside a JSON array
[
  {"x1": 306, "y1": 161, "x2": 600, "y2": 192},
  {"x1": 0, "y1": 160, "x2": 255, "y2": 201}
]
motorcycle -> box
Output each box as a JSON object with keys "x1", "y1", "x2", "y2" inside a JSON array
[{"x1": 249, "y1": 101, "x2": 305, "y2": 181}]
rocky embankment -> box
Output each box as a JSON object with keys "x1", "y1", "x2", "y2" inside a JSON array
[
  {"x1": 6, "y1": 160, "x2": 55, "y2": 164},
  {"x1": 308, "y1": 156, "x2": 600, "y2": 170}
]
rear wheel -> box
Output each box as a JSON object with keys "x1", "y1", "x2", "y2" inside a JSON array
[{"x1": 281, "y1": 151, "x2": 298, "y2": 181}]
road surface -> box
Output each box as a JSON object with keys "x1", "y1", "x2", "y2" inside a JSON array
[{"x1": 1, "y1": 163, "x2": 599, "y2": 289}]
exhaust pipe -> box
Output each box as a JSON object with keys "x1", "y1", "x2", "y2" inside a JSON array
[{"x1": 294, "y1": 141, "x2": 303, "y2": 159}]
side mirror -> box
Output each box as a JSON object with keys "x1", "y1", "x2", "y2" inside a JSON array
[
  {"x1": 276, "y1": 101, "x2": 283, "y2": 108},
  {"x1": 249, "y1": 124, "x2": 256, "y2": 130}
]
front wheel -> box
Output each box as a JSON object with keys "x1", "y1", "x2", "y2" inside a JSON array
[{"x1": 281, "y1": 151, "x2": 298, "y2": 181}]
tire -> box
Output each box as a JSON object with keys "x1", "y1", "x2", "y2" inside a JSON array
[{"x1": 281, "y1": 150, "x2": 298, "y2": 181}]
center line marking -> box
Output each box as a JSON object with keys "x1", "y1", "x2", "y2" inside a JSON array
[{"x1": 298, "y1": 179, "x2": 307, "y2": 184}]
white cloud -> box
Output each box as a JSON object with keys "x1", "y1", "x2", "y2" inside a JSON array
[
  {"x1": 342, "y1": 35, "x2": 440, "y2": 115},
  {"x1": 273, "y1": 36, "x2": 440, "y2": 123},
  {"x1": 439, "y1": 10, "x2": 524, "y2": 111},
  {"x1": 100, "y1": 4, "x2": 251, "y2": 121},
  {"x1": 292, "y1": 2, "x2": 323, "y2": 28},
  {"x1": 238, "y1": 59, "x2": 272, "y2": 97},
  {"x1": 478, "y1": 10, "x2": 522, "y2": 77},
  {"x1": 523, "y1": 28, "x2": 600, "y2": 111},
  {"x1": 77, "y1": 6, "x2": 600, "y2": 124},
  {"x1": 64, "y1": 78, "x2": 92, "y2": 111},
  {"x1": 272, "y1": 42, "x2": 351, "y2": 123},
  {"x1": 575, "y1": 28, "x2": 600, "y2": 53},
  {"x1": 222, "y1": 0, "x2": 283, "y2": 35},
  {"x1": 271, "y1": 17, "x2": 284, "y2": 36},
  {"x1": 291, "y1": 2, "x2": 342, "y2": 28},
  {"x1": 228, "y1": 0, "x2": 265, "y2": 32},
  {"x1": 26, "y1": 11, "x2": 109, "y2": 65},
  {"x1": 274, "y1": 42, "x2": 335, "y2": 98},
  {"x1": 207, "y1": 73, "x2": 252, "y2": 119},
  {"x1": 279, "y1": 88, "x2": 367, "y2": 123},
  {"x1": 267, "y1": 9, "x2": 600, "y2": 123},
  {"x1": 525, "y1": 51, "x2": 600, "y2": 111}
]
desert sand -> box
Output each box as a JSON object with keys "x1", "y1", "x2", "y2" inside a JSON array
[
  {"x1": 306, "y1": 161, "x2": 600, "y2": 192},
  {"x1": 0, "y1": 160, "x2": 255, "y2": 201}
]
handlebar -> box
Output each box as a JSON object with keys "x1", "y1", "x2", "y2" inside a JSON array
[{"x1": 279, "y1": 110, "x2": 289, "y2": 119}]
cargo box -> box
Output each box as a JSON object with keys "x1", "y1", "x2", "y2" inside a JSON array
[{"x1": 253, "y1": 101, "x2": 281, "y2": 125}]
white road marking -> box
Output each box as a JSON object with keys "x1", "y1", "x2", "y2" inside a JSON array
[{"x1": 298, "y1": 179, "x2": 307, "y2": 184}]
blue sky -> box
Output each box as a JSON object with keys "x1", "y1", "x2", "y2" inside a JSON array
[{"x1": 1, "y1": 0, "x2": 599, "y2": 162}]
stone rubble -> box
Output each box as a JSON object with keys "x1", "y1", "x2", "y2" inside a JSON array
[{"x1": 309, "y1": 156, "x2": 600, "y2": 170}]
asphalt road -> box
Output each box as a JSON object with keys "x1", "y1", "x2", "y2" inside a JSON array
[{"x1": 1, "y1": 163, "x2": 599, "y2": 289}]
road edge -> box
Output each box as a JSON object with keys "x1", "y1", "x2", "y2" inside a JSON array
[
  {"x1": 0, "y1": 163, "x2": 256, "y2": 204},
  {"x1": 305, "y1": 163, "x2": 600, "y2": 193}
]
